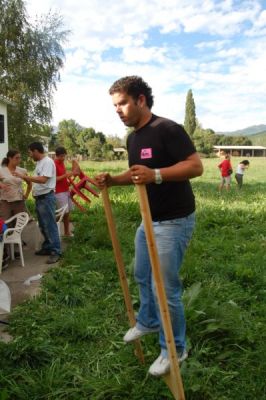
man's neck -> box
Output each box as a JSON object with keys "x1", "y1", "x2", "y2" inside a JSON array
[
  {"x1": 37, "y1": 154, "x2": 46, "y2": 161},
  {"x1": 135, "y1": 110, "x2": 152, "y2": 131}
]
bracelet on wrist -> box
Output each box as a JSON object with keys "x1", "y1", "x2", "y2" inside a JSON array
[{"x1": 154, "y1": 169, "x2": 163, "y2": 184}]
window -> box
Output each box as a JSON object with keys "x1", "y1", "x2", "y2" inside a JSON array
[{"x1": 0, "y1": 114, "x2": 4, "y2": 143}]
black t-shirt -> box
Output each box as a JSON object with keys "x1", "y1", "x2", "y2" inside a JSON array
[{"x1": 127, "y1": 114, "x2": 196, "y2": 221}]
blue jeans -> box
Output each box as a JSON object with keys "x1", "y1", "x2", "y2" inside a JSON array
[
  {"x1": 134, "y1": 212, "x2": 195, "y2": 353},
  {"x1": 35, "y1": 192, "x2": 61, "y2": 255}
]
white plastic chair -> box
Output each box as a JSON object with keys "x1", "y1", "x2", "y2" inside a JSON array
[
  {"x1": 0, "y1": 212, "x2": 29, "y2": 270},
  {"x1": 35, "y1": 205, "x2": 68, "y2": 250},
  {"x1": 55, "y1": 204, "x2": 68, "y2": 237}
]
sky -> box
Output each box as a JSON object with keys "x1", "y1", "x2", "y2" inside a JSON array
[{"x1": 26, "y1": 0, "x2": 266, "y2": 137}]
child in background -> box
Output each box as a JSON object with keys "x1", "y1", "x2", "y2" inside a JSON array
[
  {"x1": 235, "y1": 160, "x2": 250, "y2": 188},
  {"x1": 54, "y1": 147, "x2": 73, "y2": 237},
  {"x1": 218, "y1": 153, "x2": 233, "y2": 191}
]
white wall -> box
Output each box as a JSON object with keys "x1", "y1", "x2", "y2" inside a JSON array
[{"x1": 0, "y1": 100, "x2": 9, "y2": 161}]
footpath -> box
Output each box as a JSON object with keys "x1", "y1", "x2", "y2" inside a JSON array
[{"x1": 0, "y1": 220, "x2": 68, "y2": 343}]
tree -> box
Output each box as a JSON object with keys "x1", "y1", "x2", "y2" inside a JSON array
[
  {"x1": 76, "y1": 127, "x2": 97, "y2": 156},
  {"x1": 76, "y1": 127, "x2": 106, "y2": 157},
  {"x1": 232, "y1": 136, "x2": 252, "y2": 146},
  {"x1": 102, "y1": 142, "x2": 114, "y2": 160},
  {"x1": 193, "y1": 124, "x2": 217, "y2": 154},
  {"x1": 57, "y1": 119, "x2": 81, "y2": 156},
  {"x1": 0, "y1": 0, "x2": 68, "y2": 153},
  {"x1": 184, "y1": 89, "x2": 196, "y2": 137},
  {"x1": 96, "y1": 131, "x2": 106, "y2": 145},
  {"x1": 106, "y1": 135, "x2": 123, "y2": 148},
  {"x1": 49, "y1": 133, "x2": 59, "y2": 151},
  {"x1": 86, "y1": 137, "x2": 103, "y2": 159}
]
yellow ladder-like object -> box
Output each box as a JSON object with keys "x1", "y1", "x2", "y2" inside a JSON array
[
  {"x1": 101, "y1": 187, "x2": 144, "y2": 364},
  {"x1": 102, "y1": 186, "x2": 185, "y2": 400}
]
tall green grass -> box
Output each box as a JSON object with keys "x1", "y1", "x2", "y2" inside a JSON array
[{"x1": 0, "y1": 157, "x2": 265, "y2": 399}]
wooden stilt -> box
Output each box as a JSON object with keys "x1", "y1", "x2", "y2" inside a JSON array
[
  {"x1": 135, "y1": 184, "x2": 186, "y2": 400},
  {"x1": 101, "y1": 187, "x2": 144, "y2": 364}
]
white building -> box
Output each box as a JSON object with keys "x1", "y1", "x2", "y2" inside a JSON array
[
  {"x1": 0, "y1": 95, "x2": 13, "y2": 161},
  {"x1": 213, "y1": 145, "x2": 266, "y2": 157}
]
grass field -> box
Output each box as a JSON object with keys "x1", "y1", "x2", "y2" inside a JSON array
[{"x1": 0, "y1": 157, "x2": 265, "y2": 399}]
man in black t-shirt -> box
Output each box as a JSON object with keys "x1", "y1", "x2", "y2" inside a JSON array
[{"x1": 96, "y1": 76, "x2": 203, "y2": 377}]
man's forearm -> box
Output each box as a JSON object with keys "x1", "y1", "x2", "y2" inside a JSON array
[
  {"x1": 24, "y1": 181, "x2": 32, "y2": 198},
  {"x1": 160, "y1": 153, "x2": 203, "y2": 182},
  {"x1": 24, "y1": 175, "x2": 48, "y2": 184},
  {"x1": 110, "y1": 170, "x2": 133, "y2": 186}
]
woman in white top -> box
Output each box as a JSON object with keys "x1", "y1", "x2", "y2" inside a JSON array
[
  {"x1": 235, "y1": 160, "x2": 250, "y2": 188},
  {"x1": 0, "y1": 149, "x2": 32, "y2": 220}
]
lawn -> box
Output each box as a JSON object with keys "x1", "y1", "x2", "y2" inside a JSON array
[{"x1": 0, "y1": 157, "x2": 265, "y2": 400}]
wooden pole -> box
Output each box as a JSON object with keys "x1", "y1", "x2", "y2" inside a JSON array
[
  {"x1": 101, "y1": 187, "x2": 144, "y2": 364},
  {"x1": 135, "y1": 184, "x2": 185, "y2": 400}
]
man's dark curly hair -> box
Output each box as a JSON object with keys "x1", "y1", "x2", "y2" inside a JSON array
[{"x1": 109, "y1": 76, "x2": 154, "y2": 109}]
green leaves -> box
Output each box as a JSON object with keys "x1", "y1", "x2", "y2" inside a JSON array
[
  {"x1": 184, "y1": 89, "x2": 196, "y2": 137},
  {"x1": 0, "y1": 0, "x2": 68, "y2": 153}
]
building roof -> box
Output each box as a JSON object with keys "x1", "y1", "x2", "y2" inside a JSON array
[{"x1": 214, "y1": 145, "x2": 266, "y2": 150}]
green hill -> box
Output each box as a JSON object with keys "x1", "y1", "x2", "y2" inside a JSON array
[
  {"x1": 217, "y1": 124, "x2": 266, "y2": 136},
  {"x1": 249, "y1": 131, "x2": 266, "y2": 146}
]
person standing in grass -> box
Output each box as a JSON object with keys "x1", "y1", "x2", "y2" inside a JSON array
[
  {"x1": 14, "y1": 142, "x2": 61, "y2": 264},
  {"x1": 0, "y1": 149, "x2": 32, "y2": 268},
  {"x1": 0, "y1": 149, "x2": 32, "y2": 220},
  {"x1": 54, "y1": 146, "x2": 73, "y2": 237},
  {"x1": 235, "y1": 160, "x2": 250, "y2": 188},
  {"x1": 218, "y1": 153, "x2": 233, "y2": 191},
  {"x1": 96, "y1": 76, "x2": 203, "y2": 377}
]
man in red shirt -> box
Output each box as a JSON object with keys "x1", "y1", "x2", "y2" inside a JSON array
[
  {"x1": 218, "y1": 153, "x2": 233, "y2": 191},
  {"x1": 54, "y1": 147, "x2": 73, "y2": 236}
]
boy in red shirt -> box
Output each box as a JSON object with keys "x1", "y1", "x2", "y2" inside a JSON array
[
  {"x1": 218, "y1": 153, "x2": 233, "y2": 191},
  {"x1": 54, "y1": 147, "x2": 73, "y2": 236}
]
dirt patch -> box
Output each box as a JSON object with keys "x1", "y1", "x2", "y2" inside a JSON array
[{"x1": 0, "y1": 220, "x2": 70, "y2": 341}]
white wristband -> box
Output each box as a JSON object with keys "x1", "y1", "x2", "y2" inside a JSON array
[{"x1": 154, "y1": 169, "x2": 162, "y2": 184}]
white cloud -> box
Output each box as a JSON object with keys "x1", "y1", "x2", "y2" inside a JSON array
[
  {"x1": 122, "y1": 46, "x2": 167, "y2": 64},
  {"x1": 245, "y1": 9, "x2": 266, "y2": 36},
  {"x1": 52, "y1": 77, "x2": 125, "y2": 136},
  {"x1": 195, "y1": 40, "x2": 232, "y2": 51},
  {"x1": 26, "y1": 0, "x2": 266, "y2": 134}
]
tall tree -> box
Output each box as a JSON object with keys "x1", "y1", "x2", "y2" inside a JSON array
[
  {"x1": 86, "y1": 137, "x2": 103, "y2": 160},
  {"x1": 57, "y1": 119, "x2": 81, "y2": 156},
  {"x1": 184, "y1": 89, "x2": 196, "y2": 137},
  {"x1": 193, "y1": 124, "x2": 217, "y2": 154},
  {"x1": 106, "y1": 135, "x2": 123, "y2": 148},
  {"x1": 0, "y1": 0, "x2": 68, "y2": 153}
]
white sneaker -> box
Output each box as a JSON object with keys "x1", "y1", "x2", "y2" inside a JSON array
[
  {"x1": 123, "y1": 325, "x2": 159, "y2": 343},
  {"x1": 149, "y1": 350, "x2": 188, "y2": 377},
  {"x1": 178, "y1": 350, "x2": 188, "y2": 363},
  {"x1": 149, "y1": 355, "x2": 170, "y2": 376}
]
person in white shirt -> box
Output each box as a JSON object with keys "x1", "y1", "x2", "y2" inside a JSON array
[
  {"x1": 235, "y1": 160, "x2": 250, "y2": 188},
  {"x1": 14, "y1": 142, "x2": 61, "y2": 264}
]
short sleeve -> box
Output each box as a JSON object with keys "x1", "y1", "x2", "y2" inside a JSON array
[
  {"x1": 163, "y1": 124, "x2": 196, "y2": 162},
  {"x1": 42, "y1": 159, "x2": 55, "y2": 178}
]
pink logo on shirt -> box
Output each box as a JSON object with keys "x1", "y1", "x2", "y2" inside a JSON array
[{"x1": 141, "y1": 148, "x2": 152, "y2": 159}]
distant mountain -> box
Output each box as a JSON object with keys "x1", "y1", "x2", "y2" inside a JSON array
[{"x1": 217, "y1": 124, "x2": 266, "y2": 136}]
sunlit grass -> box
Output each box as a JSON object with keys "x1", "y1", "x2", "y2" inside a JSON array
[{"x1": 0, "y1": 157, "x2": 265, "y2": 399}]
